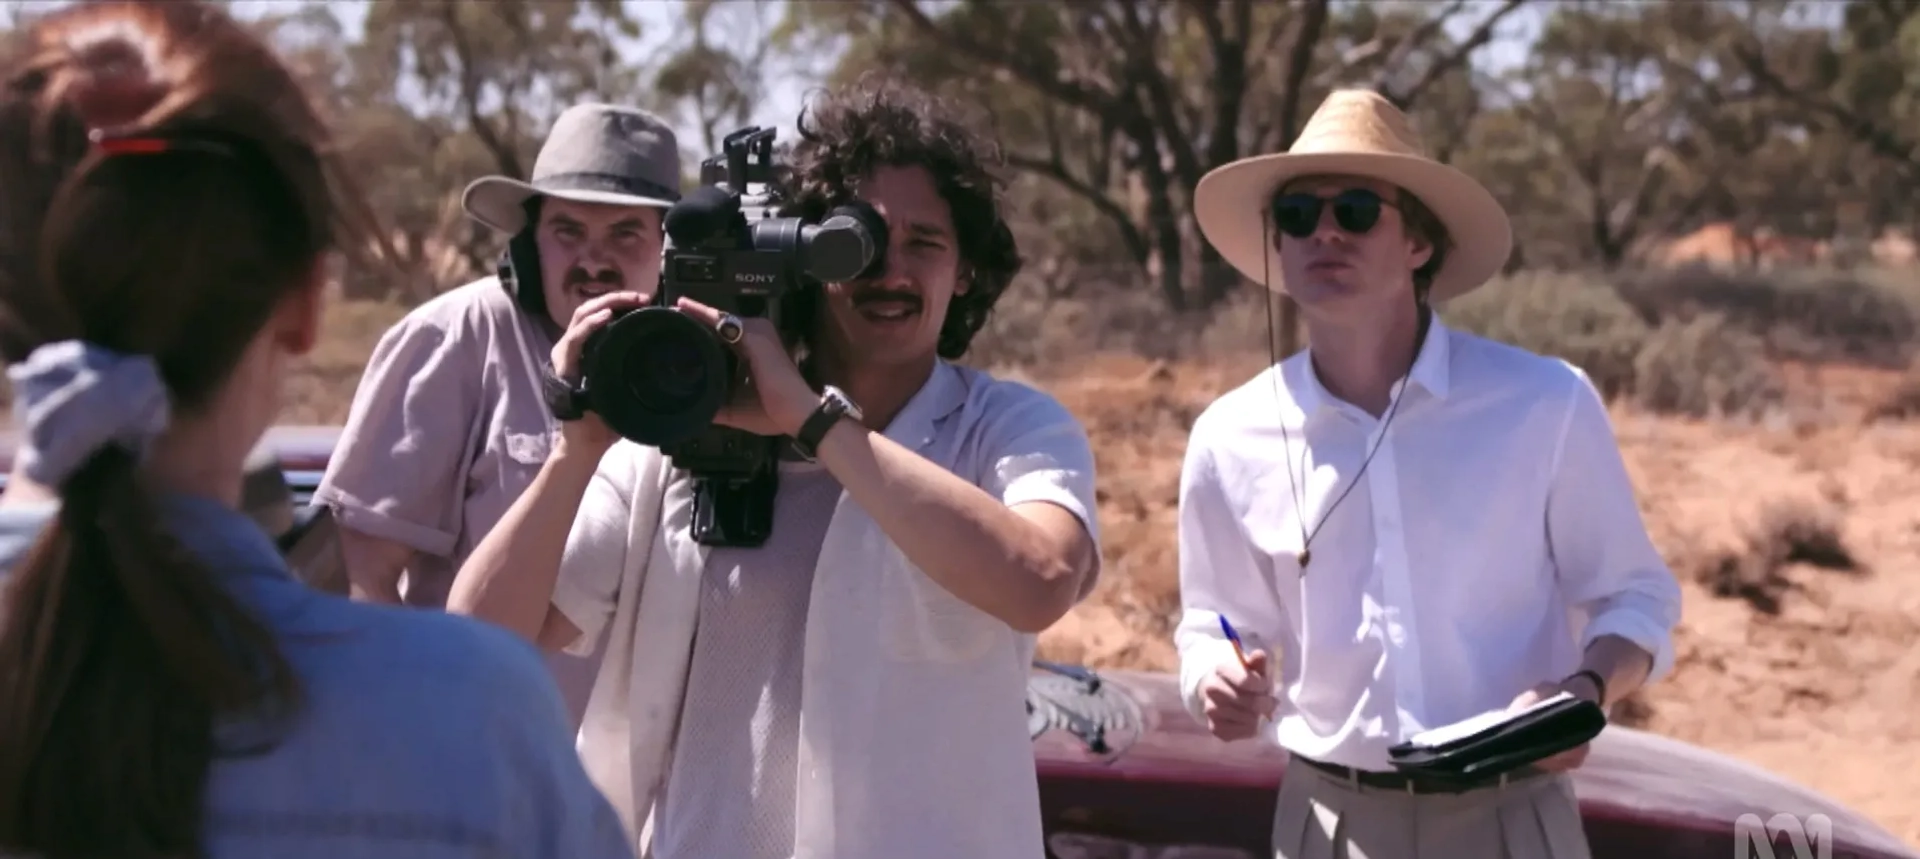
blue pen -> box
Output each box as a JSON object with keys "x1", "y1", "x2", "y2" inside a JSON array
[{"x1": 1217, "y1": 613, "x2": 1252, "y2": 670}]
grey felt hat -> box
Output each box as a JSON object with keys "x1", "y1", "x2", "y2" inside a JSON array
[{"x1": 462, "y1": 103, "x2": 683, "y2": 234}]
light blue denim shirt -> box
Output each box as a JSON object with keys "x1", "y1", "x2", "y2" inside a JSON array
[{"x1": 0, "y1": 492, "x2": 634, "y2": 858}]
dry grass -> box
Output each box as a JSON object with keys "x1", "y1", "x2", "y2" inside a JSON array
[
  {"x1": 1688, "y1": 495, "x2": 1860, "y2": 616},
  {"x1": 1868, "y1": 355, "x2": 1920, "y2": 422},
  {"x1": 1598, "y1": 409, "x2": 1920, "y2": 848},
  {"x1": 284, "y1": 266, "x2": 1920, "y2": 849}
]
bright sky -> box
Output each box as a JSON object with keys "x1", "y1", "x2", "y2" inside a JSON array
[
  {"x1": 0, "y1": 0, "x2": 812, "y2": 148},
  {"x1": 0, "y1": 0, "x2": 1553, "y2": 159},
  {"x1": 251, "y1": 0, "x2": 819, "y2": 149},
  {"x1": 7, "y1": 0, "x2": 1843, "y2": 161}
]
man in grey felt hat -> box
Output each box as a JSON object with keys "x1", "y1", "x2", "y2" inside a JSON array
[{"x1": 313, "y1": 103, "x2": 682, "y2": 728}]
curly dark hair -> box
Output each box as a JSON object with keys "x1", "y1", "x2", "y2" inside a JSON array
[{"x1": 776, "y1": 76, "x2": 1022, "y2": 361}]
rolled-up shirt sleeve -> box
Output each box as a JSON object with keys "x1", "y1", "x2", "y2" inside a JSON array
[
  {"x1": 978, "y1": 385, "x2": 1102, "y2": 598},
  {"x1": 550, "y1": 448, "x2": 639, "y2": 657},
  {"x1": 1545, "y1": 366, "x2": 1684, "y2": 685},
  {"x1": 1173, "y1": 419, "x2": 1289, "y2": 725},
  {"x1": 313, "y1": 309, "x2": 479, "y2": 557}
]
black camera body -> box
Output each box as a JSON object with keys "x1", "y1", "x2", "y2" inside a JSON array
[{"x1": 577, "y1": 125, "x2": 886, "y2": 547}]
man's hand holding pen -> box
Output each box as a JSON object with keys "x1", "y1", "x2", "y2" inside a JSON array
[{"x1": 1201, "y1": 614, "x2": 1278, "y2": 742}]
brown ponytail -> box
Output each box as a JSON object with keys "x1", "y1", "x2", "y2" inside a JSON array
[
  {"x1": 0, "y1": 2, "x2": 375, "y2": 855},
  {"x1": 0, "y1": 448, "x2": 300, "y2": 855}
]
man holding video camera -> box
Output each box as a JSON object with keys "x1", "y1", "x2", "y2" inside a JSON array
[
  {"x1": 446, "y1": 79, "x2": 1101, "y2": 859},
  {"x1": 312, "y1": 103, "x2": 682, "y2": 728}
]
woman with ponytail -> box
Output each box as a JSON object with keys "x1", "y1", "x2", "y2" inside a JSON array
[{"x1": 0, "y1": 3, "x2": 633, "y2": 857}]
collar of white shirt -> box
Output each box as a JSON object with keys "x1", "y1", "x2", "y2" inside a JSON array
[{"x1": 1284, "y1": 314, "x2": 1454, "y2": 421}]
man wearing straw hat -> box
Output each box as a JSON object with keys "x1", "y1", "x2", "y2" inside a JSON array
[
  {"x1": 314, "y1": 103, "x2": 682, "y2": 728},
  {"x1": 1172, "y1": 88, "x2": 1683, "y2": 857}
]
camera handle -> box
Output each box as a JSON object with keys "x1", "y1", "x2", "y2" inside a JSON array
[
  {"x1": 721, "y1": 125, "x2": 778, "y2": 191},
  {"x1": 688, "y1": 437, "x2": 782, "y2": 548}
]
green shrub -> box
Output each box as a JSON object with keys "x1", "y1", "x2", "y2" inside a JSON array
[
  {"x1": 1613, "y1": 265, "x2": 1919, "y2": 367},
  {"x1": 1440, "y1": 271, "x2": 1651, "y2": 400},
  {"x1": 1443, "y1": 272, "x2": 1783, "y2": 419},
  {"x1": 1630, "y1": 313, "x2": 1783, "y2": 419}
]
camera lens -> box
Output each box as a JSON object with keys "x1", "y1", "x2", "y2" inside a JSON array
[
  {"x1": 625, "y1": 335, "x2": 708, "y2": 414},
  {"x1": 580, "y1": 307, "x2": 730, "y2": 446}
]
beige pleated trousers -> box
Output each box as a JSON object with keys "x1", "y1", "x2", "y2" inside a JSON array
[{"x1": 1272, "y1": 761, "x2": 1592, "y2": 859}]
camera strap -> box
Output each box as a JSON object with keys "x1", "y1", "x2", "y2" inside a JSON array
[{"x1": 506, "y1": 296, "x2": 562, "y2": 438}]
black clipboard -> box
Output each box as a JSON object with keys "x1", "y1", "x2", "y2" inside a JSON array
[{"x1": 1387, "y1": 692, "x2": 1607, "y2": 781}]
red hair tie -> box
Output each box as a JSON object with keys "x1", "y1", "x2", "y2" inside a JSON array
[{"x1": 88, "y1": 128, "x2": 235, "y2": 157}]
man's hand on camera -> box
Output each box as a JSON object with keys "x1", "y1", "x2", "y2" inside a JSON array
[
  {"x1": 550, "y1": 291, "x2": 651, "y2": 455},
  {"x1": 673, "y1": 297, "x2": 817, "y2": 438}
]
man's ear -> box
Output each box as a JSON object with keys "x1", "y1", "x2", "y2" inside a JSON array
[{"x1": 1406, "y1": 230, "x2": 1435, "y2": 274}]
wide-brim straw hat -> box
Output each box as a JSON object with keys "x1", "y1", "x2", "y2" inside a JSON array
[
  {"x1": 1194, "y1": 88, "x2": 1512, "y2": 302},
  {"x1": 462, "y1": 103, "x2": 683, "y2": 234}
]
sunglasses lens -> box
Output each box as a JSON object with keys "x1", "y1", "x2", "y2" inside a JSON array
[
  {"x1": 1332, "y1": 190, "x2": 1384, "y2": 234},
  {"x1": 1270, "y1": 194, "x2": 1322, "y2": 237}
]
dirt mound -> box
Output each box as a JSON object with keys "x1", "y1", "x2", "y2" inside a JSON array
[{"x1": 1034, "y1": 355, "x2": 1920, "y2": 848}]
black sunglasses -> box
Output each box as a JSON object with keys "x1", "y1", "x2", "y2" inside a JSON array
[{"x1": 1269, "y1": 188, "x2": 1397, "y2": 238}]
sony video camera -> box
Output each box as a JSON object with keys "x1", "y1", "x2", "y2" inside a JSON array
[{"x1": 576, "y1": 125, "x2": 886, "y2": 547}]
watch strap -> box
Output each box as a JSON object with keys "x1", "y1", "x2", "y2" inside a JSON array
[
  {"x1": 793, "y1": 389, "x2": 853, "y2": 460},
  {"x1": 1565, "y1": 668, "x2": 1607, "y2": 707},
  {"x1": 542, "y1": 368, "x2": 589, "y2": 422}
]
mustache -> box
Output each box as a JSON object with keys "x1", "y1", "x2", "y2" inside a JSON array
[
  {"x1": 565, "y1": 267, "x2": 623, "y2": 288},
  {"x1": 850, "y1": 287, "x2": 922, "y2": 309}
]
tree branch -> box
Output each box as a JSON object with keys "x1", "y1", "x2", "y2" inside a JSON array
[
  {"x1": 1610, "y1": 148, "x2": 1672, "y2": 252},
  {"x1": 1318, "y1": 37, "x2": 1388, "y2": 89},
  {"x1": 1114, "y1": 0, "x2": 1203, "y2": 188},
  {"x1": 883, "y1": 0, "x2": 1123, "y2": 121},
  {"x1": 1271, "y1": 0, "x2": 1327, "y2": 148},
  {"x1": 1373, "y1": 0, "x2": 1469, "y2": 88},
  {"x1": 1732, "y1": 40, "x2": 1919, "y2": 176},
  {"x1": 438, "y1": 3, "x2": 521, "y2": 177},
  {"x1": 1005, "y1": 150, "x2": 1150, "y2": 266},
  {"x1": 1185, "y1": 0, "x2": 1255, "y2": 171},
  {"x1": 1383, "y1": 0, "x2": 1527, "y2": 109}
]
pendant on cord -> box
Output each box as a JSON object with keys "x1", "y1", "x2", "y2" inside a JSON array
[{"x1": 1297, "y1": 549, "x2": 1311, "y2": 568}]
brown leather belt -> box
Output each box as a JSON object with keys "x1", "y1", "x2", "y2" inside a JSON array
[{"x1": 1289, "y1": 755, "x2": 1542, "y2": 795}]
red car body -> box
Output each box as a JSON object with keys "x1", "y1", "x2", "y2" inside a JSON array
[
  {"x1": 1032, "y1": 665, "x2": 1915, "y2": 859},
  {"x1": 1, "y1": 425, "x2": 1913, "y2": 859}
]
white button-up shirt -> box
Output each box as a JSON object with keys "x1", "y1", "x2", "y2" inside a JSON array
[
  {"x1": 1174, "y1": 318, "x2": 1682, "y2": 771},
  {"x1": 549, "y1": 360, "x2": 1101, "y2": 859}
]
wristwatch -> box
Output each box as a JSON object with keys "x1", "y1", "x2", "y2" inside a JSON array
[
  {"x1": 1565, "y1": 669, "x2": 1608, "y2": 707},
  {"x1": 792, "y1": 385, "x2": 862, "y2": 461},
  {"x1": 541, "y1": 367, "x2": 590, "y2": 422}
]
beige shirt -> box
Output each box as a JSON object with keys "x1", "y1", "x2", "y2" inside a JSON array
[
  {"x1": 315, "y1": 277, "x2": 602, "y2": 721},
  {"x1": 551, "y1": 361, "x2": 1102, "y2": 859}
]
